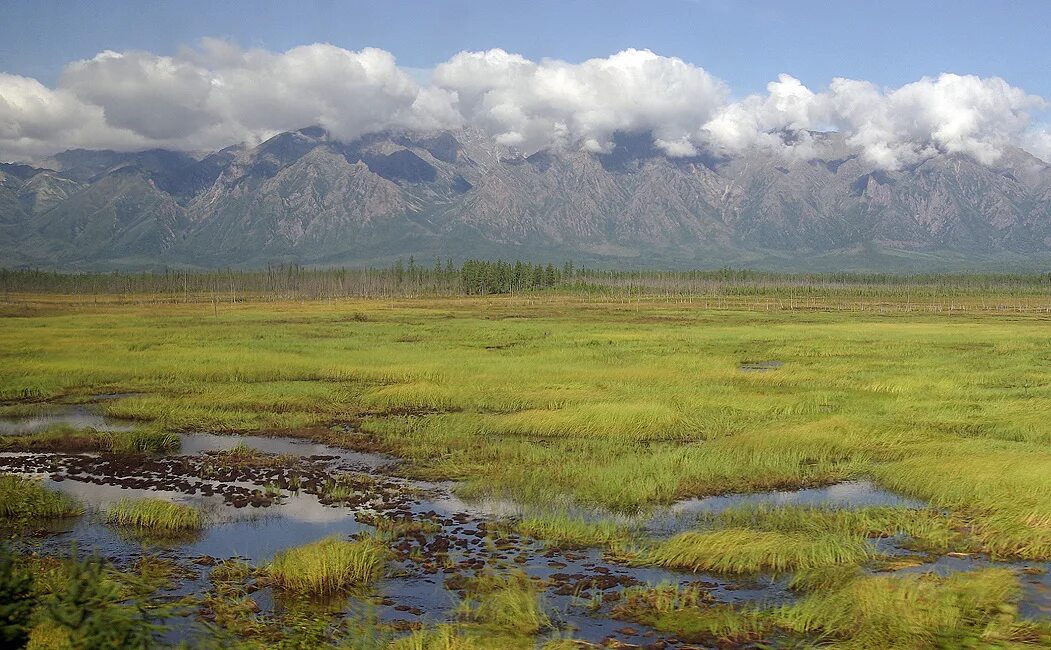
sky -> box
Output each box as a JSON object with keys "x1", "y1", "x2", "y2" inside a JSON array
[{"x1": 1, "y1": 0, "x2": 1050, "y2": 165}]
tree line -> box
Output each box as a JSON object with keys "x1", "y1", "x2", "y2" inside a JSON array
[{"x1": 1, "y1": 260, "x2": 1049, "y2": 302}]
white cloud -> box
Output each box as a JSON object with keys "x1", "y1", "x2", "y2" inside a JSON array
[
  {"x1": 825, "y1": 74, "x2": 1045, "y2": 168},
  {"x1": 705, "y1": 73, "x2": 1047, "y2": 168},
  {"x1": 704, "y1": 73, "x2": 823, "y2": 154},
  {"x1": 434, "y1": 48, "x2": 729, "y2": 156},
  {"x1": 1025, "y1": 126, "x2": 1051, "y2": 164},
  {"x1": 0, "y1": 40, "x2": 461, "y2": 160},
  {"x1": 0, "y1": 41, "x2": 1049, "y2": 168}
]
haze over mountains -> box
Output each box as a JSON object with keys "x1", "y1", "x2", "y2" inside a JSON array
[{"x1": 3, "y1": 126, "x2": 1051, "y2": 271}]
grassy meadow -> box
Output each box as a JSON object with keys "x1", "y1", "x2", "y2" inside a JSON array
[{"x1": 1, "y1": 282, "x2": 1050, "y2": 646}]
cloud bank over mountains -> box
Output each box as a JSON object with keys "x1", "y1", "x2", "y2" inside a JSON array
[{"x1": 1, "y1": 40, "x2": 1049, "y2": 167}]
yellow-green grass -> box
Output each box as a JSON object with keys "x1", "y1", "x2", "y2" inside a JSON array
[
  {"x1": 0, "y1": 294, "x2": 1049, "y2": 566},
  {"x1": 615, "y1": 570, "x2": 1050, "y2": 648},
  {"x1": 776, "y1": 568, "x2": 1049, "y2": 649},
  {"x1": 0, "y1": 424, "x2": 179, "y2": 454},
  {"x1": 0, "y1": 474, "x2": 82, "y2": 520},
  {"x1": 106, "y1": 498, "x2": 204, "y2": 531},
  {"x1": 515, "y1": 512, "x2": 634, "y2": 549},
  {"x1": 387, "y1": 623, "x2": 542, "y2": 650},
  {"x1": 642, "y1": 528, "x2": 877, "y2": 574},
  {"x1": 613, "y1": 584, "x2": 765, "y2": 646},
  {"x1": 454, "y1": 571, "x2": 551, "y2": 635},
  {"x1": 636, "y1": 505, "x2": 973, "y2": 575},
  {"x1": 266, "y1": 535, "x2": 387, "y2": 595}
]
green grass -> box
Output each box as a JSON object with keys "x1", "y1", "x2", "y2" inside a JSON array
[
  {"x1": 387, "y1": 625, "x2": 484, "y2": 650},
  {"x1": 634, "y1": 504, "x2": 976, "y2": 575},
  {"x1": 0, "y1": 474, "x2": 82, "y2": 521},
  {"x1": 106, "y1": 498, "x2": 203, "y2": 531},
  {"x1": 454, "y1": 571, "x2": 551, "y2": 635},
  {"x1": 515, "y1": 512, "x2": 633, "y2": 549},
  {"x1": 641, "y1": 528, "x2": 876, "y2": 574},
  {"x1": 776, "y1": 568, "x2": 1048, "y2": 648},
  {"x1": 614, "y1": 570, "x2": 1051, "y2": 648},
  {"x1": 2, "y1": 291, "x2": 1051, "y2": 642},
  {"x1": 0, "y1": 425, "x2": 180, "y2": 454},
  {"x1": 613, "y1": 584, "x2": 765, "y2": 646},
  {"x1": 266, "y1": 535, "x2": 387, "y2": 595}
]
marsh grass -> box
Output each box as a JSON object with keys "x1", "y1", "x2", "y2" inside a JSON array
[
  {"x1": 615, "y1": 569, "x2": 1050, "y2": 648},
  {"x1": 516, "y1": 513, "x2": 633, "y2": 549},
  {"x1": 612, "y1": 584, "x2": 765, "y2": 645},
  {"x1": 0, "y1": 474, "x2": 82, "y2": 521},
  {"x1": 0, "y1": 425, "x2": 179, "y2": 454},
  {"x1": 106, "y1": 498, "x2": 203, "y2": 532},
  {"x1": 1, "y1": 294, "x2": 1050, "y2": 567},
  {"x1": 642, "y1": 528, "x2": 876, "y2": 574},
  {"x1": 267, "y1": 535, "x2": 387, "y2": 596},
  {"x1": 636, "y1": 504, "x2": 977, "y2": 575},
  {"x1": 455, "y1": 571, "x2": 551, "y2": 635},
  {"x1": 387, "y1": 625, "x2": 484, "y2": 650},
  {"x1": 775, "y1": 568, "x2": 1046, "y2": 648}
]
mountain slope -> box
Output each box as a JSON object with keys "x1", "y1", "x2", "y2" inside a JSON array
[{"x1": 3, "y1": 128, "x2": 1051, "y2": 271}]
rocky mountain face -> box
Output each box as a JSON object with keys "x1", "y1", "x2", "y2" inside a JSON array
[{"x1": 3, "y1": 128, "x2": 1051, "y2": 271}]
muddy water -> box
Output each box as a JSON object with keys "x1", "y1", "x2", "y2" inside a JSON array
[{"x1": 3, "y1": 406, "x2": 1049, "y2": 643}]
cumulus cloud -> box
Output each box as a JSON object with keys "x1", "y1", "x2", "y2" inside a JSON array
[
  {"x1": 704, "y1": 74, "x2": 823, "y2": 154},
  {"x1": 0, "y1": 40, "x2": 460, "y2": 160},
  {"x1": 704, "y1": 73, "x2": 1047, "y2": 168},
  {"x1": 824, "y1": 74, "x2": 1046, "y2": 168},
  {"x1": 0, "y1": 41, "x2": 1049, "y2": 168},
  {"x1": 433, "y1": 48, "x2": 729, "y2": 156}
]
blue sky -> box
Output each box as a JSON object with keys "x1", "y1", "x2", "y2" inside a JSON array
[
  {"x1": 2, "y1": 0, "x2": 1048, "y2": 97},
  {"x1": 2, "y1": 0, "x2": 1050, "y2": 164}
]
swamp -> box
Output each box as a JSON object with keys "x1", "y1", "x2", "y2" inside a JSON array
[{"x1": 1, "y1": 268, "x2": 1050, "y2": 649}]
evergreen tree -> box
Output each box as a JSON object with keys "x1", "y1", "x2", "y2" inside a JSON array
[{"x1": 0, "y1": 545, "x2": 33, "y2": 649}]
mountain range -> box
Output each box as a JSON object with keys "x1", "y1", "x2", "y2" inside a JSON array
[{"x1": 3, "y1": 127, "x2": 1051, "y2": 272}]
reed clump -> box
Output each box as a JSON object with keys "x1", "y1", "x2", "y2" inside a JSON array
[
  {"x1": 0, "y1": 474, "x2": 82, "y2": 521},
  {"x1": 266, "y1": 535, "x2": 387, "y2": 596},
  {"x1": 106, "y1": 498, "x2": 203, "y2": 532},
  {"x1": 455, "y1": 571, "x2": 551, "y2": 635}
]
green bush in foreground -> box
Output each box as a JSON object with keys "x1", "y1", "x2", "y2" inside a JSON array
[
  {"x1": 35, "y1": 553, "x2": 159, "y2": 650},
  {"x1": 106, "y1": 498, "x2": 203, "y2": 532},
  {"x1": 0, "y1": 545, "x2": 35, "y2": 649},
  {"x1": 0, "y1": 475, "x2": 82, "y2": 522},
  {"x1": 267, "y1": 535, "x2": 387, "y2": 596}
]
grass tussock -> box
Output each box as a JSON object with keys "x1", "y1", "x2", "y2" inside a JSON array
[
  {"x1": 387, "y1": 625, "x2": 485, "y2": 650},
  {"x1": 612, "y1": 584, "x2": 765, "y2": 646},
  {"x1": 455, "y1": 571, "x2": 551, "y2": 635},
  {"x1": 106, "y1": 498, "x2": 203, "y2": 531},
  {"x1": 776, "y1": 568, "x2": 1047, "y2": 649},
  {"x1": 267, "y1": 535, "x2": 387, "y2": 596},
  {"x1": 0, "y1": 474, "x2": 82, "y2": 521},
  {"x1": 642, "y1": 528, "x2": 875, "y2": 574},
  {"x1": 516, "y1": 513, "x2": 632, "y2": 549}
]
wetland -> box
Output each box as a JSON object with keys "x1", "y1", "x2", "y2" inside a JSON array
[{"x1": 1, "y1": 283, "x2": 1050, "y2": 648}]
